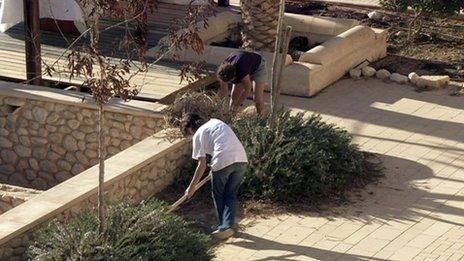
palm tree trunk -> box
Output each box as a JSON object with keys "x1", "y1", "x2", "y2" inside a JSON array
[
  {"x1": 98, "y1": 103, "x2": 106, "y2": 233},
  {"x1": 241, "y1": 0, "x2": 279, "y2": 51}
]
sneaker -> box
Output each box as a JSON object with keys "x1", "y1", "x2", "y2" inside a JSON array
[{"x1": 211, "y1": 228, "x2": 234, "y2": 240}]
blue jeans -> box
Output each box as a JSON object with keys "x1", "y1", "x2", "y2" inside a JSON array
[{"x1": 211, "y1": 162, "x2": 247, "y2": 230}]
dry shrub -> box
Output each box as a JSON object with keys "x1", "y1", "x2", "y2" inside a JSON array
[{"x1": 162, "y1": 91, "x2": 233, "y2": 127}]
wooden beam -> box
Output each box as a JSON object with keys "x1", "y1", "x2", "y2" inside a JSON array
[{"x1": 23, "y1": 0, "x2": 43, "y2": 85}]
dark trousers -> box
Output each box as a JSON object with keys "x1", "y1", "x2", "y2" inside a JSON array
[{"x1": 211, "y1": 162, "x2": 246, "y2": 230}]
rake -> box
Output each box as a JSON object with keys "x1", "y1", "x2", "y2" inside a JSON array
[{"x1": 168, "y1": 174, "x2": 212, "y2": 213}]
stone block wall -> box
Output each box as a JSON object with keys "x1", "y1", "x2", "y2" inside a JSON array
[
  {"x1": 0, "y1": 96, "x2": 165, "y2": 190},
  {"x1": 0, "y1": 134, "x2": 191, "y2": 260},
  {"x1": 0, "y1": 184, "x2": 41, "y2": 215}
]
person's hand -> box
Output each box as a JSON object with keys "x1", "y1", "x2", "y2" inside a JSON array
[{"x1": 185, "y1": 185, "x2": 195, "y2": 199}]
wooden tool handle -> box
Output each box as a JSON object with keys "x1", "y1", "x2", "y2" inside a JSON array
[{"x1": 168, "y1": 174, "x2": 212, "y2": 213}]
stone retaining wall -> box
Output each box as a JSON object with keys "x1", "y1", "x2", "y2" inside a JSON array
[
  {"x1": 0, "y1": 89, "x2": 165, "y2": 190},
  {"x1": 0, "y1": 133, "x2": 191, "y2": 260},
  {"x1": 0, "y1": 184, "x2": 41, "y2": 215}
]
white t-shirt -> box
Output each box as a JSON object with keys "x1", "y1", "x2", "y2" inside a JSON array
[{"x1": 192, "y1": 119, "x2": 248, "y2": 171}]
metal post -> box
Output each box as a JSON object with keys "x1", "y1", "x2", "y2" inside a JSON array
[{"x1": 23, "y1": 0, "x2": 43, "y2": 85}]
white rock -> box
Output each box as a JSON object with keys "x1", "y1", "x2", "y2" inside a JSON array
[
  {"x1": 362, "y1": 66, "x2": 377, "y2": 77},
  {"x1": 408, "y1": 72, "x2": 420, "y2": 84},
  {"x1": 376, "y1": 69, "x2": 391, "y2": 80},
  {"x1": 349, "y1": 68, "x2": 362, "y2": 79},
  {"x1": 418, "y1": 75, "x2": 450, "y2": 89},
  {"x1": 390, "y1": 73, "x2": 409, "y2": 84},
  {"x1": 395, "y1": 31, "x2": 407, "y2": 37},
  {"x1": 368, "y1": 11, "x2": 384, "y2": 20}
]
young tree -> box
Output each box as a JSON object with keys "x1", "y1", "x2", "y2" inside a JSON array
[
  {"x1": 41, "y1": 0, "x2": 214, "y2": 232},
  {"x1": 380, "y1": 0, "x2": 464, "y2": 40}
]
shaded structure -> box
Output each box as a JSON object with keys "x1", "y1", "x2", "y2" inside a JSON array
[{"x1": 0, "y1": 2, "x2": 216, "y2": 102}]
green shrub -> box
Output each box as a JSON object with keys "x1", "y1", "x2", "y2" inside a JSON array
[
  {"x1": 28, "y1": 200, "x2": 212, "y2": 261},
  {"x1": 380, "y1": 0, "x2": 463, "y2": 14},
  {"x1": 232, "y1": 109, "x2": 378, "y2": 203}
]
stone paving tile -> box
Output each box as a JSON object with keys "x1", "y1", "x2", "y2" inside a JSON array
[{"x1": 214, "y1": 79, "x2": 464, "y2": 260}]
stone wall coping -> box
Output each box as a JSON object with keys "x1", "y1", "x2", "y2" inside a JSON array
[
  {"x1": 0, "y1": 131, "x2": 188, "y2": 246},
  {"x1": 0, "y1": 81, "x2": 167, "y2": 118}
]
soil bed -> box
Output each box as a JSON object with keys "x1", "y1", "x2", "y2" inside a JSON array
[{"x1": 286, "y1": 0, "x2": 464, "y2": 82}]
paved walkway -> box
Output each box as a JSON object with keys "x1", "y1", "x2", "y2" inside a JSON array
[{"x1": 215, "y1": 79, "x2": 464, "y2": 260}]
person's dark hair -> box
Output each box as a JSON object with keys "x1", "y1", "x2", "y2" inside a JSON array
[
  {"x1": 217, "y1": 62, "x2": 236, "y2": 83},
  {"x1": 180, "y1": 113, "x2": 205, "y2": 135}
]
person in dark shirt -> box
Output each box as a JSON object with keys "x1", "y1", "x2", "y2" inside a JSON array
[{"x1": 216, "y1": 50, "x2": 268, "y2": 114}]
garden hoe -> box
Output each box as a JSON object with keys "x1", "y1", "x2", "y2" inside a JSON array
[{"x1": 168, "y1": 174, "x2": 211, "y2": 213}]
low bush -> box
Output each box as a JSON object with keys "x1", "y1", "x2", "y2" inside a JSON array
[
  {"x1": 380, "y1": 0, "x2": 463, "y2": 14},
  {"x1": 28, "y1": 200, "x2": 212, "y2": 261},
  {"x1": 233, "y1": 109, "x2": 378, "y2": 203}
]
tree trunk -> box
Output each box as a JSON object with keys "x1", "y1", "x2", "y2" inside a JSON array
[
  {"x1": 23, "y1": 0, "x2": 43, "y2": 85},
  {"x1": 269, "y1": 0, "x2": 286, "y2": 128},
  {"x1": 241, "y1": 0, "x2": 279, "y2": 51},
  {"x1": 98, "y1": 103, "x2": 106, "y2": 233}
]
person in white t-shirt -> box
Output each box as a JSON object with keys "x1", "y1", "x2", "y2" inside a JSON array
[{"x1": 181, "y1": 113, "x2": 248, "y2": 240}]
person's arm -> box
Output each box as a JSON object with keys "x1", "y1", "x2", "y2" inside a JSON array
[
  {"x1": 236, "y1": 75, "x2": 253, "y2": 106},
  {"x1": 185, "y1": 157, "x2": 207, "y2": 198},
  {"x1": 218, "y1": 80, "x2": 231, "y2": 101}
]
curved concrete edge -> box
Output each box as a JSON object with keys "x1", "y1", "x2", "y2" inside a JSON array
[
  {"x1": 0, "y1": 81, "x2": 166, "y2": 118},
  {"x1": 278, "y1": 62, "x2": 324, "y2": 96},
  {"x1": 0, "y1": 131, "x2": 189, "y2": 246},
  {"x1": 285, "y1": 13, "x2": 360, "y2": 38},
  {"x1": 299, "y1": 25, "x2": 378, "y2": 65},
  {"x1": 281, "y1": 27, "x2": 387, "y2": 97}
]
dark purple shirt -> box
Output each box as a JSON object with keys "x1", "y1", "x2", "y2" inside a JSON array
[{"x1": 225, "y1": 51, "x2": 262, "y2": 84}]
